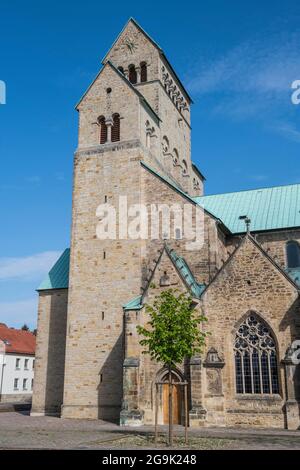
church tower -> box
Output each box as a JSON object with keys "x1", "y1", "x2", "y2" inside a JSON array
[{"x1": 60, "y1": 18, "x2": 203, "y2": 421}]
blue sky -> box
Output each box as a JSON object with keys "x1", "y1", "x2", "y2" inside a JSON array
[{"x1": 0, "y1": 0, "x2": 300, "y2": 328}]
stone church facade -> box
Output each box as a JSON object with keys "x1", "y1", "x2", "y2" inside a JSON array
[{"x1": 31, "y1": 19, "x2": 300, "y2": 429}]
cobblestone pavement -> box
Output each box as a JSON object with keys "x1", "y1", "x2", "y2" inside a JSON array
[{"x1": 0, "y1": 411, "x2": 299, "y2": 449}]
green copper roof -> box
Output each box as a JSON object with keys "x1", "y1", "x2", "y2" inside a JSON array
[
  {"x1": 123, "y1": 295, "x2": 143, "y2": 311},
  {"x1": 38, "y1": 249, "x2": 70, "y2": 291},
  {"x1": 195, "y1": 183, "x2": 300, "y2": 234},
  {"x1": 166, "y1": 246, "x2": 206, "y2": 298}
]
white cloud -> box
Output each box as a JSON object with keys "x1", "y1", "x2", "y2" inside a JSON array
[
  {"x1": 0, "y1": 251, "x2": 61, "y2": 282},
  {"x1": 0, "y1": 298, "x2": 38, "y2": 329},
  {"x1": 186, "y1": 30, "x2": 300, "y2": 129}
]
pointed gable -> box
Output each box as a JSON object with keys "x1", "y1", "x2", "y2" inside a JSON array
[
  {"x1": 102, "y1": 18, "x2": 192, "y2": 103},
  {"x1": 203, "y1": 235, "x2": 299, "y2": 303},
  {"x1": 76, "y1": 61, "x2": 139, "y2": 110},
  {"x1": 102, "y1": 18, "x2": 162, "y2": 63},
  {"x1": 136, "y1": 245, "x2": 204, "y2": 308},
  {"x1": 102, "y1": 18, "x2": 160, "y2": 85}
]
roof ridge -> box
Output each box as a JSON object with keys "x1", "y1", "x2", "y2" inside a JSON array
[{"x1": 196, "y1": 182, "x2": 300, "y2": 199}]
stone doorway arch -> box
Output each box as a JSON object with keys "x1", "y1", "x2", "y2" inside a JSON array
[{"x1": 156, "y1": 368, "x2": 185, "y2": 425}]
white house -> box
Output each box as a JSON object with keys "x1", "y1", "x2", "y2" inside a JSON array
[{"x1": 0, "y1": 323, "x2": 36, "y2": 403}]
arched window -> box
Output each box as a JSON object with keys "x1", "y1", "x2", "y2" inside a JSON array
[
  {"x1": 234, "y1": 313, "x2": 279, "y2": 394},
  {"x1": 98, "y1": 116, "x2": 107, "y2": 144},
  {"x1": 140, "y1": 62, "x2": 147, "y2": 82},
  {"x1": 111, "y1": 113, "x2": 120, "y2": 142},
  {"x1": 286, "y1": 241, "x2": 300, "y2": 268},
  {"x1": 118, "y1": 66, "x2": 124, "y2": 74},
  {"x1": 128, "y1": 64, "x2": 137, "y2": 84}
]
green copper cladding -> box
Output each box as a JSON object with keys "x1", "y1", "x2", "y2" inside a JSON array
[
  {"x1": 123, "y1": 295, "x2": 143, "y2": 311},
  {"x1": 195, "y1": 183, "x2": 300, "y2": 234},
  {"x1": 38, "y1": 248, "x2": 70, "y2": 291},
  {"x1": 166, "y1": 245, "x2": 206, "y2": 298}
]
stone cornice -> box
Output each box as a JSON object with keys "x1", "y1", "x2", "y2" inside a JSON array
[{"x1": 75, "y1": 139, "x2": 142, "y2": 157}]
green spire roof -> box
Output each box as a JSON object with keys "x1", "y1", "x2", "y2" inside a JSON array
[
  {"x1": 38, "y1": 249, "x2": 70, "y2": 291},
  {"x1": 195, "y1": 183, "x2": 300, "y2": 234}
]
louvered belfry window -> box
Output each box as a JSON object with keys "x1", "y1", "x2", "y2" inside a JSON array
[
  {"x1": 128, "y1": 65, "x2": 137, "y2": 84},
  {"x1": 99, "y1": 116, "x2": 107, "y2": 144},
  {"x1": 111, "y1": 113, "x2": 120, "y2": 142},
  {"x1": 140, "y1": 62, "x2": 147, "y2": 82}
]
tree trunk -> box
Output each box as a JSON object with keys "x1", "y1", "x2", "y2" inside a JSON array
[
  {"x1": 184, "y1": 383, "x2": 188, "y2": 445},
  {"x1": 168, "y1": 365, "x2": 173, "y2": 447},
  {"x1": 155, "y1": 383, "x2": 158, "y2": 444}
]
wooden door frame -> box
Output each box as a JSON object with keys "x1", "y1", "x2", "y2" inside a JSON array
[{"x1": 155, "y1": 367, "x2": 187, "y2": 426}]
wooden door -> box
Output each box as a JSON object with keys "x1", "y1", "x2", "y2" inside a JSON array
[{"x1": 163, "y1": 383, "x2": 181, "y2": 424}]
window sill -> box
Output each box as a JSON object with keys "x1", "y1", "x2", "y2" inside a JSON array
[{"x1": 235, "y1": 394, "x2": 282, "y2": 401}]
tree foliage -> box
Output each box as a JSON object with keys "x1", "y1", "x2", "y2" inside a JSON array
[{"x1": 137, "y1": 289, "x2": 209, "y2": 367}]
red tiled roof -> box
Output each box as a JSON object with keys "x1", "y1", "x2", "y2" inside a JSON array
[{"x1": 0, "y1": 323, "x2": 36, "y2": 355}]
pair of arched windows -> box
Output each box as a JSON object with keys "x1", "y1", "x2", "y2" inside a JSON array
[
  {"x1": 120, "y1": 63, "x2": 147, "y2": 84},
  {"x1": 286, "y1": 241, "x2": 300, "y2": 268},
  {"x1": 98, "y1": 114, "x2": 120, "y2": 144}
]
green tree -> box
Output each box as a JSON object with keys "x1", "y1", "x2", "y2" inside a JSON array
[
  {"x1": 21, "y1": 324, "x2": 29, "y2": 331},
  {"x1": 137, "y1": 288, "x2": 209, "y2": 446}
]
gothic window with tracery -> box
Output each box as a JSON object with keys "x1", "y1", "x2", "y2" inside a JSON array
[{"x1": 234, "y1": 313, "x2": 279, "y2": 395}]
